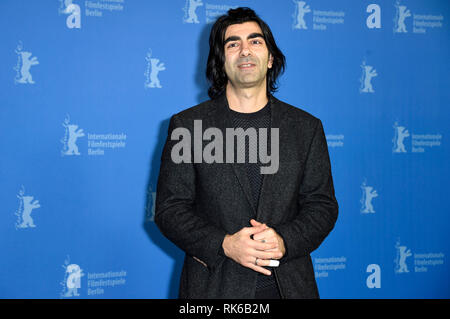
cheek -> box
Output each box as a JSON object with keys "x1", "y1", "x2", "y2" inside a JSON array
[
  {"x1": 223, "y1": 60, "x2": 232, "y2": 75},
  {"x1": 224, "y1": 56, "x2": 236, "y2": 73}
]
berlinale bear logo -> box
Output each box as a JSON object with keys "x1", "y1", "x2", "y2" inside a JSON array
[
  {"x1": 359, "y1": 60, "x2": 378, "y2": 93},
  {"x1": 392, "y1": 122, "x2": 410, "y2": 153},
  {"x1": 15, "y1": 185, "x2": 40, "y2": 229},
  {"x1": 292, "y1": 0, "x2": 311, "y2": 30},
  {"x1": 14, "y1": 42, "x2": 39, "y2": 85},
  {"x1": 61, "y1": 114, "x2": 85, "y2": 156},
  {"x1": 360, "y1": 180, "x2": 378, "y2": 214},
  {"x1": 394, "y1": 1, "x2": 411, "y2": 33},
  {"x1": 145, "y1": 49, "x2": 166, "y2": 89},
  {"x1": 183, "y1": 0, "x2": 203, "y2": 24},
  {"x1": 394, "y1": 239, "x2": 412, "y2": 274},
  {"x1": 60, "y1": 256, "x2": 85, "y2": 298}
]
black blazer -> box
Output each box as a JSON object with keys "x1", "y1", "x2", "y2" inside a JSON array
[{"x1": 155, "y1": 93, "x2": 338, "y2": 299}]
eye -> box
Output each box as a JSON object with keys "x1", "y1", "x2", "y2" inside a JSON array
[
  {"x1": 251, "y1": 39, "x2": 263, "y2": 45},
  {"x1": 227, "y1": 42, "x2": 239, "y2": 48}
]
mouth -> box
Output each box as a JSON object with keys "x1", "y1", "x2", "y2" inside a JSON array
[{"x1": 237, "y1": 63, "x2": 256, "y2": 69}]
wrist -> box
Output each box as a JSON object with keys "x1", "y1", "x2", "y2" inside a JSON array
[{"x1": 222, "y1": 234, "x2": 231, "y2": 257}]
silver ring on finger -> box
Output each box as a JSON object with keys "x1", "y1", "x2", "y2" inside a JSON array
[{"x1": 255, "y1": 257, "x2": 258, "y2": 266}]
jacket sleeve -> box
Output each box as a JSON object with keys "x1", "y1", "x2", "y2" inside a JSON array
[
  {"x1": 154, "y1": 114, "x2": 227, "y2": 271},
  {"x1": 273, "y1": 118, "x2": 338, "y2": 263}
]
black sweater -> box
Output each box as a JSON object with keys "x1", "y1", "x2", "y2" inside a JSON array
[{"x1": 227, "y1": 100, "x2": 280, "y2": 296}]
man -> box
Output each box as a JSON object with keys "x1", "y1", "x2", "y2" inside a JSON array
[{"x1": 155, "y1": 7, "x2": 338, "y2": 299}]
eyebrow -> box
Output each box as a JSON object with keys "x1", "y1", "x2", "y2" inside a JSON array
[{"x1": 224, "y1": 32, "x2": 265, "y2": 45}]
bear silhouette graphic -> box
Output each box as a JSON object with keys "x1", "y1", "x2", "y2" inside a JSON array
[
  {"x1": 148, "y1": 58, "x2": 165, "y2": 88},
  {"x1": 17, "y1": 195, "x2": 40, "y2": 228},
  {"x1": 393, "y1": 124, "x2": 410, "y2": 153},
  {"x1": 395, "y1": 241, "x2": 412, "y2": 273},
  {"x1": 361, "y1": 65, "x2": 377, "y2": 93},
  {"x1": 395, "y1": 5, "x2": 411, "y2": 33},
  {"x1": 63, "y1": 124, "x2": 85, "y2": 155},
  {"x1": 183, "y1": 0, "x2": 203, "y2": 24},
  {"x1": 293, "y1": 1, "x2": 311, "y2": 29},
  {"x1": 64, "y1": 264, "x2": 84, "y2": 297},
  {"x1": 361, "y1": 186, "x2": 378, "y2": 213},
  {"x1": 16, "y1": 51, "x2": 39, "y2": 84}
]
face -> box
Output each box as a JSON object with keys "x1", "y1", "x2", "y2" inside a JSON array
[{"x1": 223, "y1": 21, "x2": 273, "y2": 90}]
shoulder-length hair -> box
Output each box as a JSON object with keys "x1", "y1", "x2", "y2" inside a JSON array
[{"x1": 206, "y1": 7, "x2": 286, "y2": 99}]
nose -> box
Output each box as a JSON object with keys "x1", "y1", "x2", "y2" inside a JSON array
[{"x1": 239, "y1": 42, "x2": 251, "y2": 57}]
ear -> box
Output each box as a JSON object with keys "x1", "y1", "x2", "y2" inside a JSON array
[{"x1": 268, "y1": 53, "x2": 274, "y2": 69}]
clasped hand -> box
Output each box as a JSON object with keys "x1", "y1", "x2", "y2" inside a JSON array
[{"x1": 222, "y1": 219, "x2": 286, "y2": 276}]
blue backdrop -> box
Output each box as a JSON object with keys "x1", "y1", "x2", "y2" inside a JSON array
[{"x1": 0, "y1": 0, "x2": 449, "y2": 299}]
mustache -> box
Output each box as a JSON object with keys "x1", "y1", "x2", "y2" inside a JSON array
[{"x1": 236, "y1": 58, "x2": 258, "y2": 66}]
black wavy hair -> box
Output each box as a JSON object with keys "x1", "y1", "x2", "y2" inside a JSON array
[{"x1": 206, "y1": 7, "x2": 286, "y2": 99}]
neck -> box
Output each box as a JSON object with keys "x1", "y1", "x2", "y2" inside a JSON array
[{"x1": 225, "y1": 81, "x2": 269, "y2": 113}]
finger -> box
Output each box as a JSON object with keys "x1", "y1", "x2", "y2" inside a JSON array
[
  {"x1": 250, "y1": 219, "x2": 260, "y2": 227},
  {"x1": 253, "y1": 228, "x2": 275, "y2": 241},
  {"x1": 250, "y1": 219, "x2": 267, "y2": 228},
  {"x1": 249, "y1": 240, "x2": 277, "y2": 251},
  {"x1": 245, "y1": 224, "x2": 267, "y2": 236},
  {"x1": 257, "y1": 245, "x2": 279, "y2": 253},
  {"x1": 253, "y1": 259, "x2": 280, "y2": 268},
  {"x1": 253, "y1": 236, "x2": 277, "y2": 244},
  {"x1": 250, "y1": 220, "x2": 269, "y2": 233},
  {"x1": 253, "y1": 249, "x2": 283, "y2": 260},
  {"x1": 245, "y1": 263, "x2": 271, "y2": 276}
]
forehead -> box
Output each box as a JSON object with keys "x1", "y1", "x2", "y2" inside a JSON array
[{"x1": 224, "y1": 21, "x2": 263, "y2": 39}]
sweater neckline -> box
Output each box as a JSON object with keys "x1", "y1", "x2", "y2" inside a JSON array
[{"x1": 227, "y1": 100, "x2": 271, "y2": 120}]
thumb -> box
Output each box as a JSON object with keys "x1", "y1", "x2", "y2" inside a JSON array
[
  {"x1": 250, "y1": 219, "x2": 264, "y2": 227},
  {"x1": 247, "y1": 223, "x2": 267, "y2": 236}
]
